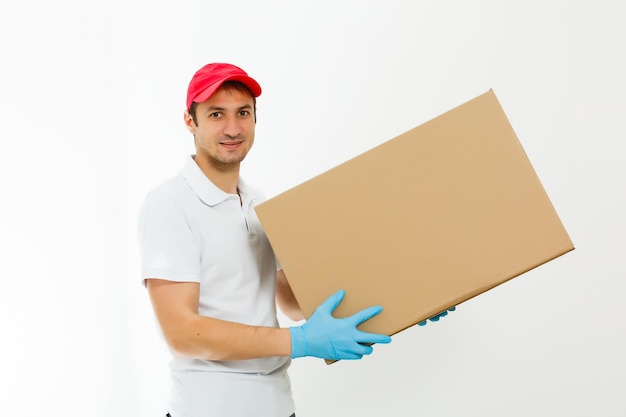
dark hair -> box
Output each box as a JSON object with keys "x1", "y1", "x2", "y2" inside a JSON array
[{"x1": 188, "y1": 81, "x2": 257, "y2": 125}]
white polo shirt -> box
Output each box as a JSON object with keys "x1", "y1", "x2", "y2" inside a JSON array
[{"x1": 138, "y1": 156, "x2": 294, "y2": 417}]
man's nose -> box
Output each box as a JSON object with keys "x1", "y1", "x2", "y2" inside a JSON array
[{"x1": 223, "y1": 118, "x2": 242, "y2": 138}]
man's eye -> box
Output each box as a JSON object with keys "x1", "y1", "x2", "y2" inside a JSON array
[
  {"x1": 209, "y1": 112, "x2": 221, "y2": 118},
  {"x1": 239, "y1": 110, "x2": 250, "y2": 116}
]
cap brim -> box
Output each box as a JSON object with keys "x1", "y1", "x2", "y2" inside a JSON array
[{"x1": 193, "y1": 75, "x2": 262, "y2": 105}]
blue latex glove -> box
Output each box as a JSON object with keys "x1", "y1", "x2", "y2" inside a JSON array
[
  {"x1": 290, "y1": 289, "x2": 392, "y2": 360},
  {"x1": 418, "y1": 306, "x2": 456, "y2": 326}
]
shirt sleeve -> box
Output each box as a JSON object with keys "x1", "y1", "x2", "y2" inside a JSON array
[{"x1": 137, "y1": 190, "x2": 201, "y2": 286}]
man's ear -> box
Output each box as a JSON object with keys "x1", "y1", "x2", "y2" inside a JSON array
[{"x1": 183, "y1": 110, "x2": 196, "y2": 135}]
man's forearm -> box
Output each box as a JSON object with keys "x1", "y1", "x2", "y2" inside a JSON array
[{"x1": 164, "y1": 314, "x2": 292, "y2": 361}]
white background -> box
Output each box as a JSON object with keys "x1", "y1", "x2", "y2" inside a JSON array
[{"x1": 1, "y1": 1, "x2": 624, "y2": 416}]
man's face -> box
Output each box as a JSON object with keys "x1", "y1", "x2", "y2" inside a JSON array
[{"x1": 184, "y1": 86, "x2": 256, "y2": 171}]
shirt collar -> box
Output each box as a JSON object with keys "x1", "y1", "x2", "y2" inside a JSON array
[{"x1": 181, "y1": 155, "x2": 250, "y2": 207}]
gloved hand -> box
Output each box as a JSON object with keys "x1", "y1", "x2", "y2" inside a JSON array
[
  {"x1": 290, "y1": 289, "x2": 392, "y2": 360},
  {"x1": 418, "y1": 306, "x2": 456, "y2": 326}
]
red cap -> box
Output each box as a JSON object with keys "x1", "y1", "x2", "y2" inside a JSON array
[{"x1": 186, "y1": 63, "x2": 262, "y2": 110}]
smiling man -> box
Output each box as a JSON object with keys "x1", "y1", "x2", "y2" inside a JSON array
[{"x1": 137, "y1": 63, "x2": 392, "y2": 417}]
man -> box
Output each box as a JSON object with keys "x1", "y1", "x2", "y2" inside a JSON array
[{"x1": 137, "y1": 63, "x2": 394, "y2": 417}]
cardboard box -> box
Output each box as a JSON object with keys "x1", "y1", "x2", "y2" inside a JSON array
[{"x1": 255, "y1": 89, "x2": 574, "y2": 342}]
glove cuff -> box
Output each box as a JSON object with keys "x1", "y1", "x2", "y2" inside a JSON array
[{"x1": 289, "y1": 326, "x2": 307, "y2": 359}]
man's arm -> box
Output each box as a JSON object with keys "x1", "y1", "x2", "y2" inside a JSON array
[
  {"x1": 147, "y1": 278, "x2": 391, "y2": 362},
  {"x1": 275, "y1": 269, "x2": 305, "y2": 322},
  {"x1": 146, "y1": 278, "x2": 292, "y2": 361}
]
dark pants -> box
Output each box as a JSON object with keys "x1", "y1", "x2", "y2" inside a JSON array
[{"x1": 165, "y1": 413, "x2": 296, "y2": 417}]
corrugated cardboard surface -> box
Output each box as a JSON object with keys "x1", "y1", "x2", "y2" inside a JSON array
[{"x1": 255, "y1": 89, "x2": 574, "y2": 337}]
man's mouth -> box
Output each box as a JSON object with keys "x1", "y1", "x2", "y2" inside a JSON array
[{"x1": 220, "y1": 141, "x2": 242, "y2": 149}]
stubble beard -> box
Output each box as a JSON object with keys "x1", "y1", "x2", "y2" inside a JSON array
[
  {"x1": 206, "y1": 142, "x2": 251, "y2": 173},
  {"x1": 208, "y1": 152, "x2": 247, "y2": 172},
  {"x1": 195, "y1": 134, "x2": 252, "y2": 173}
]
